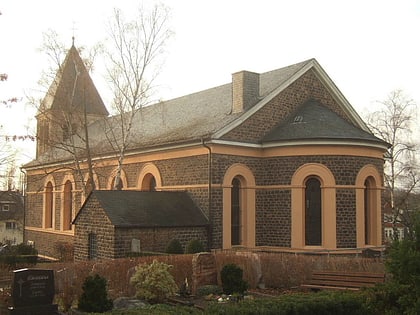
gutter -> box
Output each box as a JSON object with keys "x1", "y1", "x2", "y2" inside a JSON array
[{"x1": 202, "y1": 138, "x2": 213, "y2": 251}]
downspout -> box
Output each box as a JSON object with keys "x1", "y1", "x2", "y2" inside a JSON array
[
  {"x1": 201, "y1": 139, "x2": 212, "y2": 251},
  {"x1": 19, "y1": 168, "x2": 27, "y2": 245}
]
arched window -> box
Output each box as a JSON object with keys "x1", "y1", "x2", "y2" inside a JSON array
[
  {"x1": 141, "y1": 173, "x2": 157, "y2": 191},
  {"x1": 305, "y1": 177, "x2": 322, "y2": 246},
  {"x1": 231, "y1": 177, "x2": 242, "y2": 245},
  {"x1": 364, "y1": 176, "x2": 376, "y2": 245},
  {"x1": 63, "y1": 180, "x2": 73, "y2": 231},
  {"x1": 355, "y1": 165, "x2": 382, "y2": 247},
  {"x1": 107, "y1": 168, "x2": 128, "y2": 190},
  {"x1": 222, "y1": 164, "x2": 256, "y2": 249},
  {"x1": 44, "y1": 182, "x2": 53, "y2": 229},
  {"x1": 291, "y1": 163, "x2": 336, "y2": 249},
  {"x1": 111, "y1": 177, "x2": 123, "y2": 190},
  {"x1": 137, "y1": 163, "x2": 162, "y2": 191}
]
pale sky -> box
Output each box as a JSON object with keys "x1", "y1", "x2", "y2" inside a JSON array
[{"x1": 0, "y1": 0, "x2": 419, "y2": 168}]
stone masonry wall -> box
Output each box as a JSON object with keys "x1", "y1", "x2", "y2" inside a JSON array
[
  {"x1": 114, "y1": 226, "x2": 208, "y2": 258},
  {"x1": 209, "y1": 153, "x2": 384, "y2": 249},
  {"x1": 24, "y1": 65, "x2": 385, "y2": 259},
  {"x1": 73, "y1": 197, "x2": 115, "y2": 261},
  {"x1": 25, "y1": 229, "x2": 73, "y2": 259},
  {"x1": 222, "y1": 69, "x2": 352, "y2": 142}
]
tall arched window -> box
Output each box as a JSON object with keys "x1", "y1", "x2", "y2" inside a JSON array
[
  {"x1": 222, "y1": 164, "x2": 256, "y2": 249},
  {"x1": 355, "y1": 165, "x2": 382, "y2": 248},
  {"x1": 305, "y1": 177, "x2": 322, "y2": 246},
  {"x1": 63, "y1": 180, "x2": 73, "y2": 231},
  {"x1": 45, "y1": 182, "x2": 53, "y2": 229},
  {"x1": 231, "y1": 177, "x2": 241, "y2": 245},
  {"x1": 291, "y1": 163, "x2": 336, "y2": 249},
  {"x1": 364, "y1": 176, "x2": 376, "y2": 245}
]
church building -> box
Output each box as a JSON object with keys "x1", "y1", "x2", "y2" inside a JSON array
[{"x1": 23, "y1": 45, "x2": 388, "y2": 260}]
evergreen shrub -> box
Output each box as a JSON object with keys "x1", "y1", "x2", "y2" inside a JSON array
[
  {"x1": 78, "y1": 274, "x2": 113, "y2": 313},
  {"x1": 365, "y1": 212, "x2": 420, "y2": 314},
  {"x1": 220, "y1": 263, "x2": 248, "y2": 295},
  {"x1": 165, "y1": 239, "x2": 184, "y2": 254},
  {"x1": 185, "y1": 239, "x2": 205, "y2": 254}
]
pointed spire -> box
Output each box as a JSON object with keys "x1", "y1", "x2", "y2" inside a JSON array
[{"x1": 41, "y1": 44, "x2": 109, "y2": 116}]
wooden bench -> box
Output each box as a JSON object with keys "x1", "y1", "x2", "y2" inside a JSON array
[{"x1": 301, "y1": 270, "x2": 385, "y2": 291}]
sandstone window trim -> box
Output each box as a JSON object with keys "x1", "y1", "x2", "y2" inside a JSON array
[
  {"x1": 291, "y1": 163, "x2": 337, "y2": 249},
  {"x1": 107, "y1": 168, "x2": 128, "y2": 190},
  {"x1": 61, "y1": 175, "x2": 75, "y2": 232},
  {"x1": 44, "y1": 181, "x2": 54, "y2": 229},
  {"x1": 43, "y1": 175, "x2": 56, "y2": 230},
  {"x1": 355, "y1": 165, "x2": 382, "y2": 248},
  {"x1": 138, "y1": 163, "x2": 162, "y2": 191},
  {"x1": 222, "y1": 163, "x2": 256, "y2": 249}
]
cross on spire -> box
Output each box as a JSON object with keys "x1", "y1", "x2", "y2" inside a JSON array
[{"x1": 71, "y1": 22, "x2": 77, "y2": 46}]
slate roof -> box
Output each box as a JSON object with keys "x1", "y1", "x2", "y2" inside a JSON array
[
  {"x1": 25, "y1": 55, "x2": 388, "y2": 168},
  {"x1": 87, "y1": 59, "x2": 314, "y2": 150},
  {"x1": 263, "y1": 100, "x2": 385, "y2": 144},
  {"x1": 75, "y1": 190, "x2": 209, "y2": 228},
  {"x1": 41, "y1": 45, "x2": 109, "y2": 116}
]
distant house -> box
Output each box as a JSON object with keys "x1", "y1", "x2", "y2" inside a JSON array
[
  {"x1": 383, "y1": 201, "x2": 410, "y2": 242},
  {"x1": 0, "y1": 191, "x2": 24, "y2": 245},
  {"x1": 23, "y1": 45, "x2": 389, "y2": 260}
]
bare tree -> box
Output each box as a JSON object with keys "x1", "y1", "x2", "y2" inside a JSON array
[
  {"x1": 367, "y1": 89, "x2": 419, "y2": 235},
  {"x1": 0, "y1": 12, "x2": 21, "y2": 189},
  {"x1": 0, "y1": 133, "x2": 18, "y2": 190},
  {"x1": 104, "y1": 4, "x2": 172, "y2": 189},
  {"x1": 27, "y1": 4, "x2": 172, "y2": 193},
  {"x1": 28, "y1": 30, "x2": 106, "y2": 195}
]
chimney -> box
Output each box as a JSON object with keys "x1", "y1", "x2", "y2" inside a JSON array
[{"x1": 232, "y1": 70, "x2": 260, "y2": 113}]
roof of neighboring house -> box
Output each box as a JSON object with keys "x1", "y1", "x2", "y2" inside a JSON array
[
  {"x1": 0, "y1": 191, "x2": 24, "y2": 221},
  {"x1": 41, "y1": 45, "x2": 109, "y2": 116},
  {"x1": 263, "y1": 100, "x2": 384, "y2": 144},
  {"x1": 75, "y1": 190, "x2": 209, "y2": 228}
]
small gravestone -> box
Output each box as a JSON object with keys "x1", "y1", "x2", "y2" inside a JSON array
[{"x1": 9, "y1": 268, "x2": 58, "y2": 315}]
